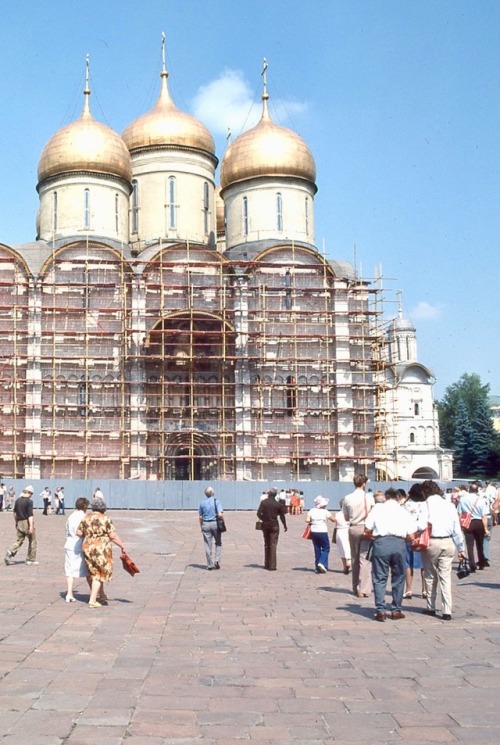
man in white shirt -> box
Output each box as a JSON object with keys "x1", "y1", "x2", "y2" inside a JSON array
[
  {"x1": 364, "y1": 488, "x2": 417, "y2": 621},
  {"x1": 483, "y1": 481, "x2": 496, "y2": 557},
  {"x1": 343, "y1": 475, "x2": 375, "y2": 597},
  {"x1": 420, "y1": 480, "x2": 466, "y2": 621}
]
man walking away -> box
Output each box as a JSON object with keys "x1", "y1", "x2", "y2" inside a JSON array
[
  {"x1": 4, "y1": 486, "x2": 38, "y2": 565},
  {"x1": 343, "y1": 474, "x2": 375, "y2": 597},
  {"x1": 364, "y1": 487, "x2": 417, "y2": 621},
  {"x1": 198, "y1": 487, "x2": 224, "y2": 570},
  {"x1": 257, "y1": 487, "x2": 287, "y2": 570}
]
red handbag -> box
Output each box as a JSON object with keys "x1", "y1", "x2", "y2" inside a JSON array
[
  {"x1": 411, "y1": 524, "x2": 431, "y2": 552},
  {"x1": 459, "y1": 512, "x2": 472, "y2": 530},
  {"x1": 302, "y1": 524, "x2": 312, "y2": 539},
  {"x1": 459, "y1": 498, "x2": 479, "y2": 530},
  {"x1": 120, "y1": 551, "x2": 140, "y2": 577}
]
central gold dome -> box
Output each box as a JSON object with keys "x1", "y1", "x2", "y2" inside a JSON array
[
  {"x1": 122, "y1": 70, "x2": 215, "y2": 155},
  {"x1": 220, "y1": 98, "x2": 316, "y2": 190},
  {"x1": 37, "y1": 91, "x2": 132, "y2": 184}
]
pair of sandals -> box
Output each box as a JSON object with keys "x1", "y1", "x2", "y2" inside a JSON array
[
  {"x1": 88, "y1": 597, "x2": 108, "y2": 608},
  {"x1": 66, "y1": 594, "x2": 109, "y2": 605}
]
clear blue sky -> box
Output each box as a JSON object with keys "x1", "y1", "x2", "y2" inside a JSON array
[{"x1": 0, "y1": 0, "x2": 498, "y2": 398}]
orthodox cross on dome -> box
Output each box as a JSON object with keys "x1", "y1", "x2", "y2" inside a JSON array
[
  {"x1": 85, "y1": 53, "x2": 90, "y2": 91},
  {"x1": 261, "y1": 57, "x2": 269, "y2": 117},
  {"x1": 161, "y1": 31, "x2": 167, "y2": 75},
  {"x1": 159, "y1": 30, "x2": 171, "y2": 97},
  {"x1": 261, "y1": 58, "x2": 268, "y2": 94},
  {"x1": 83, "y1": 53, "x2": 91, "y2": 116},
  {"x1": 397, "y1": 289, "x2": 403, "y2": 320}
]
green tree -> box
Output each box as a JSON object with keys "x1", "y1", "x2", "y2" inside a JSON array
[
  {"x1": 438, "y1": 373, "x2": 499, "y2": 478},
  {"x1": 452, "y1": 398, "x2": 472, "y2": 477}
]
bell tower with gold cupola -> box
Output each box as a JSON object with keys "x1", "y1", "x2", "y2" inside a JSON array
[
  {"x1": 220, "y1": 60, "x2": 317, "y2": 256},
  {"x1": 122, "y1": 35, "x2": 218, "y2": 250}
]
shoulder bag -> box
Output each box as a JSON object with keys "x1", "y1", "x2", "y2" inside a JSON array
[
  {"x1": 411, "y1": 503, "x2": 431, "y2": 552},
  {"x1": 411, "y1": 524, "x2": 431, "y2": 552},
  {"x1": 302, "y1": 523, "x2": 312, "y2": 539},
  {"x1": 214, "y1": 498, "x2": 227, "y2": 533},
  {"x1": 459, "y1": 497, "x2": 479, "y2": 530}
]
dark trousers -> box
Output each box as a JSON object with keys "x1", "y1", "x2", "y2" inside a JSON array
[
  {"x1": 371, "y1": 536, "x2": 406, "y2": 613},
  {"x1": 263, "y1": 526, "x2": 280, "y2": 570},
  {"x1": 464, "y1": 519, "x2": 486, "y2": 569}
]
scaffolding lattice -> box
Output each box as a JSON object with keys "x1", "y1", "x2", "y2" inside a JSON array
[{"x1": 0, "y1": 240, "x2": 390, "y2": 481}]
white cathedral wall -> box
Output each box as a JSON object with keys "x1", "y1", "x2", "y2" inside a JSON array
[
  {"x1": 381, "y1": 375, "x2": 443, "y2": 479},
  {"x1": 38, "y1": 175, "x2": 130, "y2": 243},
  {"x1": 129, "y1": 150, "x2": 216, "y2": 245},
  {"x1": 223, "y1": 178, "x2": 315, "y2": 249}
]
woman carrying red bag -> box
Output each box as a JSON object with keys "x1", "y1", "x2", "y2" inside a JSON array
[
  {"x1": 456, "y1": 482, "x2": 490, "y2": 572},
  {"x1": 77, "y1": 496, "x2": 126, "y2": 608},
  {"x1": 402, "y1": 483, "x2": 428, "y2": 599},
  {"x1": 305, "y1": 496, "x2": 336, "y2": 573}
]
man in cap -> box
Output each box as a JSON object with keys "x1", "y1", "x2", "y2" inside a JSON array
[
  {"x1": 256, "y1": 487, "x2": 287, "y2": 570},
  {"x1": 4, "y1": 485, "x2": 38, "y2": 565}
]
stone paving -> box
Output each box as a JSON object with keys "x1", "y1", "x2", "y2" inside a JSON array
[{"x1": 0, "y1": 508, "x2": 500, "y2": 744}]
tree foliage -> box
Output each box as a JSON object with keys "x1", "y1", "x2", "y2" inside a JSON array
[{"x1": 438, "y1": 373, "x2": 499, "y2": 478}]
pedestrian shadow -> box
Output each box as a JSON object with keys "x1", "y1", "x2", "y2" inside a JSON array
[
  {"x1": 317, "y1": 585, "x2": 355, "y2": 595},
  {"x1": 244, "y1": 563, "x2": 265, "y2": 569},
  {"x1": 472, "y1": 581, "x2": 500, "y2": 590},
  {"x1": 340, "y1": 602, "x2": 376, "y2": 619},
  {"x1": 58, "y1": 592, "x2": 133, "y2": 604}
]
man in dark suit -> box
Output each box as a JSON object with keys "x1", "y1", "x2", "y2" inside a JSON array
[{"x1": 257, "y1": 487, "x2": 287, "y2": 570}]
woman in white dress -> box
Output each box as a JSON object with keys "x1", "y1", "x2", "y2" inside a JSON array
[
  {"x1": 64, "y1": 497, "x2": 90, "y2": 602},
  {"x1": 334, "y1": 498, "x2": 352, "y2": 574}
]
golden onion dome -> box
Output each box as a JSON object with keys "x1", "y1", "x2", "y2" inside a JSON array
[
  {"x1": 220, "y1": 89, "x2": 316, "y2": 190},
  {"x1": 122, "y1": 68, "x2": 215, "y2": 155},
  {"x1": 215, "y1": 186, "x2": 225, "y2": 235},
  {"x1": 38, "y1": 85, "x2": 132, "y2": 184}
]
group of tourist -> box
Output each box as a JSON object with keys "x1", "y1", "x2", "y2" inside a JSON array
[
  {"x1": 4, "y1": 485, "x2": 126, "y2": 608},
  {"x1": 39, "y1": 485, "x2": 66, "y2": 515},
  {"x1": 3, "y1": 477, "x2": 497, "y2": 617},
  {"x1": 0, "y1": 482, "x2": 16, "y2": 511},
  {"x1": 342, "y1": 475, "x2": 499, "y2": 622}
]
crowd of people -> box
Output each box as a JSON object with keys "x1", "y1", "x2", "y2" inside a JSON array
[
  {"x1": 340, "y1": 476, "x2": 498, "y2": 621},
  {"x1": 2, "y1": 477, "x2": 498, "y2": 618},
  {"x1": 0, "y1": 482, "x2": 16, "y2": 512},
  {"x1": 251, "y1": 476, "x2": 499, "y2": 622},
  {"x1": 39, "y1": 485, "x2": 67, "y2": 515}
]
